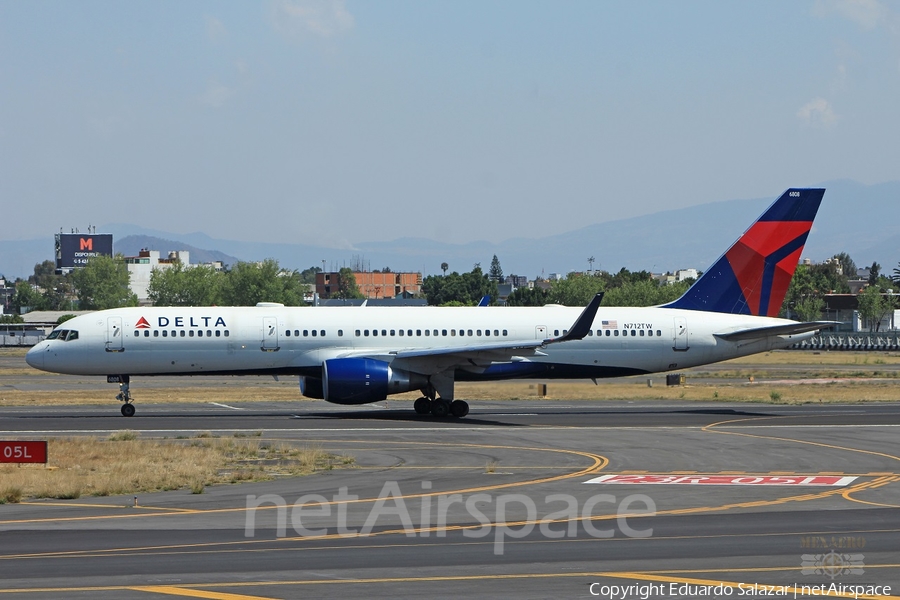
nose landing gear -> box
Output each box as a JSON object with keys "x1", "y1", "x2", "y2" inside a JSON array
[{"x1": 110, "y1": 375, "x2": 135, "y2": 417}]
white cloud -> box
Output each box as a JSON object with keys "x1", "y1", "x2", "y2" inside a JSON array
[
  {"x1": 206, "y1": 15, "x2": 228, "y2": 42},
  {"x1": 797, "y1": 98, "x2": 839, "y2": 128},
  {"x1": 270, "y1": 0, "x2": 354, "y2": 39},
  {"x1": 199, "y1": 80, "x2": 235, "y2": 108},
  {"x1": 814, "y1": 0, "x2": 888, "y2": 29}
]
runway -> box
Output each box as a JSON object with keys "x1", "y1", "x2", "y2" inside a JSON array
[{"x1": 1, "y1": 400, "x2": 899, "y2": 599}]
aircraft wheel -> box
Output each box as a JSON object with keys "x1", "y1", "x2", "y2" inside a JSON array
[
  {"x1": 449, "y1": 400, "x2": 469, "y2": 418},
  {"x1": 121, "y1": 403, "x2": 136, "y2": 417},
  {"x1": 431, "y1": 400, "x2": 450, "y2": 418},
  {"x1": 413, "y1": 397, "x2": 432, "y2": 415}
]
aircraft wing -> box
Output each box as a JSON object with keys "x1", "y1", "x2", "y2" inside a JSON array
[
  {"x1": 714, "y1": 321, "x2": 839, "y2": 342},
  {"x1": 339, "y1": 293, "x2": 603, "y2": 374}
]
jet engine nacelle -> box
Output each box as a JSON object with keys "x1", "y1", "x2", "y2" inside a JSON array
[{"x1": 309, "y1": 357, "x2": 427, "y2": 405}]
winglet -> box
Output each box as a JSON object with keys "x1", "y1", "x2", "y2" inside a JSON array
[
  {"x1": 478, "y1": 295, "x2": 491, "y2": 307},
  {"x1": 544, "y1": 293, "x2": 603, "y2": 346}
]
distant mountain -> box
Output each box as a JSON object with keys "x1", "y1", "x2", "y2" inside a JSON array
[{"x1": 1, "y1": 180, "x2": 897, "y2": 280}]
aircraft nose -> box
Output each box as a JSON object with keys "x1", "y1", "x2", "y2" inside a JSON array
[{"x1": 25, "y1": 345, "x2": 44, "y2": 370}]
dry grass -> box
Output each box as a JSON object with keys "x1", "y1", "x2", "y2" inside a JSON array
[{"x1": 0, "y1": 434, "x2": 351, "y2": 503}]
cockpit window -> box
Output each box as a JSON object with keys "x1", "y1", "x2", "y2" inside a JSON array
[{"x1": 50, "y1": 330, "x2": 79, "y2": 341}]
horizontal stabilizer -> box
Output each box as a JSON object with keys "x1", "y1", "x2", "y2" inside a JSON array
[{"x1": 714, "y1": 321, "x2": 839, "y2": 342}]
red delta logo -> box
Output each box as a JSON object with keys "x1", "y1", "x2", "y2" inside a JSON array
[
  {"x1": 135, "y1": 317, "x2": 151, "y2": 329},
  {"x1": 79, "y1": 238, "x2": 93, "y2": 251}
]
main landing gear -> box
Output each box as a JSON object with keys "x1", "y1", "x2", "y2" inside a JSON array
[
  {"x1": 114, "y1": 375, "x2": 135, "y2": 417},
  {"x1": 413, "y1": 396, "x2": 469, "y2": 418}
]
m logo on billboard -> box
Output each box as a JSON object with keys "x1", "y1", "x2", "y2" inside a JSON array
[{"x1": 80, "y1": 238, "x2": 93, "y2": 251}]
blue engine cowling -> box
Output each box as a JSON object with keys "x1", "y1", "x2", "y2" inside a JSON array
[{"x1": 304, "y1": 358, "x2": 427, "y2": 405}]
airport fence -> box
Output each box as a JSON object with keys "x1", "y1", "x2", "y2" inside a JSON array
[{"x1": 791, "y1": 331, "x2": 900, "y2": 351}]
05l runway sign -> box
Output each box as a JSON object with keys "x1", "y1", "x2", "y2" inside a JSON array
[
  {"x1": 584, "y1": 474, "x2": 858, "y2": 486},
  {"x1": 0, "y1": 441, "x2": 48, "y2": 464}
]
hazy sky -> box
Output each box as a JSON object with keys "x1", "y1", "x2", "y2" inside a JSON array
[{"x1": 1, "y1": 1, "x2": 898, "y2": 249}]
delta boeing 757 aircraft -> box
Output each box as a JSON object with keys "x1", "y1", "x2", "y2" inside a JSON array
[{"x1": 27, "y1": 188, "x2": 831, "y2": 418}]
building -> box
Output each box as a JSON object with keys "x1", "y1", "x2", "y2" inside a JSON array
[
  {"x1": 316, "y1": 271, "x2": 422, "y2": 300},
  {"x1": 124, "y1": 250, "x2": 191, "y2": 304}
]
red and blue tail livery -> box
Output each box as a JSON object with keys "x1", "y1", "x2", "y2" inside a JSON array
[{"x1": 664, "y1": 188, "x2": 825, "y2": 316}]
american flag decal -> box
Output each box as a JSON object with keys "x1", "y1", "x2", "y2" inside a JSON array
[{"x1": 602, "y1": 320, "x2": 618, "y2": 329}]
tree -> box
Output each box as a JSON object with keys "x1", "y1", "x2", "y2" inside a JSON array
[
  {"x1": 868, "y1": 262, "x2": 881, "y2": 285},
  {"x1": 148, "y1": 263, "x2": 223, "y2": 306},
  {"x1": 506, "y1": 286, "x2": 551, "y2": 306},
  {"x1": 25, "y1": 260, "x2": 74, "y2": 311},
  {"x1": 834, "y1": 252, "x2": 857, "y2": 279},
  {"x1": 440, "y1": 262, "x2": 448, "y2": 276},
  {"x1": 10, "y1": 281, "x2": 46, "y2": 314},
  {"x1": 298, "y1": 266, "x2": 322, "y2": 285},
  {"x1": 548, "y1": 273, "x2": 606, "y2": 306},
  {"x1": 857, "y1": 285, "x2": 888, "y2": 331},
  {"x1": 334, "y1": 267, "x2": 364, "y2": 300},
  {"x1": 71, "y1": 255, "x2": 138, "y2": 310},
  {"x1": 220, "y1": 260, "x2": 305, "y2": 306},
  {"x1": 782, "y1": 263, "x2": 849, "y2": 319},
  {"x1": 422, "y1": 266, "x2": 497, "y2": 306},
  {"x1": 489, "y1": 255, "x2": 503, "y2": 283}
]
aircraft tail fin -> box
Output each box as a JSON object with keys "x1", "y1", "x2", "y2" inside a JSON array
[{"x1": 664, "y1": 188, "x2": 825, "y2": 316}]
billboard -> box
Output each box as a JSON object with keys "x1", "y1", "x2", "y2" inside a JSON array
[{"x1": 55, "y1": 233, "x2": 114, "y2": 271}]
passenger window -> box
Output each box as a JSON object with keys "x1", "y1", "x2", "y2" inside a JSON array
[
  {"x1": 640, "y1": 330, "x2": 645, "y2": 336},
  {"x1": 554, "y1": 330, "x2": 559, "y2": 336},
  {"x1": 433, "y1": 329, "x2": 438, "y2": 336},
  {"x1": 206, "y1": 330, "x2": 212, "y2": 337},
  {"x1": 364, "y1": 330, "x2": 369, "y2": 337},
  {"x1": 657, "y1": 330, "x2": 661, "y2": 336},
  {"x1": 134, "y1": 331, "x2": 139, "y2": 337},
  {"x1": 450, "y1": 330, "x2": 456, "y2": 336},
  {"x1": 614, "y1": 330, "x2": 618, "y2": 337},
  {"x1": 286, "y1": 330, "x2": 291, "y2": 337},
  {"x1": 216, "y1": 330, "x2": 221, "y2": 337},
  {"x1": 648, "y1": 330, "x2": 653, "y2": 337},
  {"x1": 485, "y1": 330, "x2": 490, "y2": 336},
  {"x1": 467, "y1": 330, "x2": 473, "y2": 336},
  {"x1": 189, "y1": 330, "x2": 194, "y2": 337},
  {"x1": 382, "y1": 330, "x2": 387, "y2": 336},
  {"x1": 303, "y1": 330, "x2": 309, "y2": 337},
  {"x1": 399, "y1": 330, "x2": 404, "y2": 337},
  {"x1": 442, "y1": 330, "x2": 447, "y2": 336},
  {"x1": 477, "y1": 330, "x2": 482, "y2": 336},
  {"x1": 198, "y1": 330, "x2": 203, "y2": 337},
  {"x1": 312, "y1": 330, "x2": 317, "y2": 337},
  {"x1": 320, "y1": 330, "x2": 325, "y2": 337},
  {"x1": 424, "y1": 330, "x2": 430, "y2": 336},
  {"x1": 338, "y1": 330, "x2": 343, "y2": 337},
  {"x1": 391, "y1": 330, "x2": 396, "y2": 336},
  {"x1": 631, "y1": 330, "x2": 636, "y2": 336},
  {"x1": 605, "y1": 330, "x2": 610, "y2": 336},
  {"x1": 294, "y1": 330, "x2": 299, "y2": 337},
  {"x1": 355, "y1": 330, "x2": 361, "y2": 336},
  {"x1": 408, "y1": 330, "x2": 413, "y2": 336},
  {"x1": 373, "y1": 330, "x2": 378, "y2": 337},
  {"x1": 144, "y1": 330, "x2": 150, "y2": 337},
  {"x1": 502, "y1": 330, "x2": 508, "y2": 336},
  {"x1": 225, "y1": 331, "x2": 230, "y2": 337},
  {"x1": 587, "y1": 330, "x2": 592, "y2": 336},
  {"x1": 181, "y1": 330, "x2": 186, "y2": 337},
  {"x1": 416, "y1": 330, "x2": 421, "y2": 336},
  {"x1": 154, "y1": 330, "x2": 160, "y2": 337},
  {"x1": 162, "y1": 330, "x2": 168, "y2": 337}
]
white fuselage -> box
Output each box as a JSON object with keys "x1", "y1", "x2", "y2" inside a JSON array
[{"x1": 26, "y1": 304, "x2": 811, "y2": 380}]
